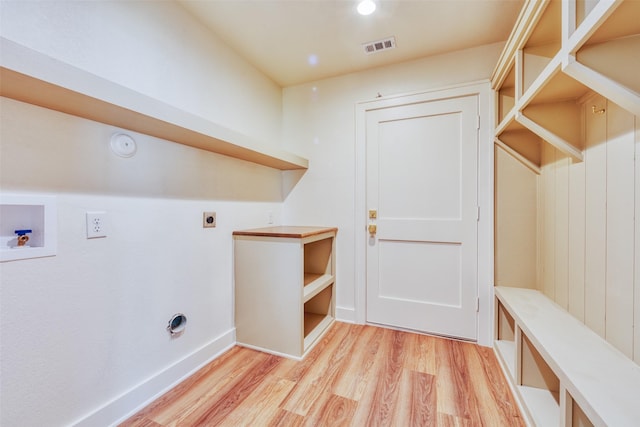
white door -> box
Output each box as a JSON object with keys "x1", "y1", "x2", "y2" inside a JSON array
[{"x1": 366, "y1": 95, "x2": 479, "y2": 340}]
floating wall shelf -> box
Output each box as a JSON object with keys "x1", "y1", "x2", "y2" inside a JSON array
[
  {"x1": 0, "y1": 38, "x2": 308, "y2": 171},
  {"x1": 491, "y1": 0, "x2": 640, "y2": 173}
]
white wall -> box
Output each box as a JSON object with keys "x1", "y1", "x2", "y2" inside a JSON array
[
  {"x1": 0, "y1": 0, "x2": 282, "y2": 145},
  {"x1": 0, "y1": 98, "x2": 284, "y2": 427},
  {"x1": 495, "y1": 145, "x2": 538, "y2": 288},
  {"x1": 0, "y1": 1, "x2": 286, "y2": 426},
  {"x1": 281, "y1": 43, "x2": 504, "y2": 333},
  {"x1": 0, "y1": 1, "x2": 508, "y2": 424}
]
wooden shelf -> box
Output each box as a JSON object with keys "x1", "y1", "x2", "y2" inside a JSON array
[
  {"x1": 0, "y1": 37, "x2": 308, "y2": 171},
  {"x1": 496, "y1": 118, "x2": 543, "y2": 169},
  {"x1": 492, "y1": 0, "x2": 639, "y2": 167},
  {"x1": 494, "y1": 340, "x2": 517, "y2": 379},
  {"x1": 520, "y1": 0, "x2": 561, "y2": 96},
  {"x1": 521, "y1": 56, "x2": 591, "y2": 106},
  {"x1": 517, "y1": 386, "x2": 560, "y2": 427},
  {"x1": 575, "y1": 0, "x2": 640, "y2": 46},
  {"x1": 577, "y1": 35, "x2": 640, "y2": 96},
  {"x1": 303, "y1": 312, "x2": 334, "y2": 348},
  {"x1": 233, "y1": 226, "x2": 338, "y2": 239},
  {"x1": 303, "y1": 273, "x2": 334, "y2": 302},
  {"x1": 565, "y1": 0, "x2": 640, "y2": 118},
  {"x1": 516, "y1": 112, "x2": 583, "y2": 162},
  {"x1": 516, "y1": 57, "x2": 589, "y2": 162}
]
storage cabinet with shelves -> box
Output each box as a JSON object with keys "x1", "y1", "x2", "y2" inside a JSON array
[
  {"x1": 493, "y1": 2, "x2": 640, "y2": 424},
  {"x1": 492, "y1": 0, "x2": 640, "y2": 167},
  {"x1": 233, "y1": 226, "x2": 337, "y2": 359}
]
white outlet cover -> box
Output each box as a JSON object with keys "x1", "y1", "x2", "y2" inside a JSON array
[{"x1": 86, "y1": 211, "x2": 107, "y2": 239}]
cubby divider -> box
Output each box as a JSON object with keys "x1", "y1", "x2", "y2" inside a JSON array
[
  {"x1": 493, "y1": 1, "x2": 640, "y2": 425},
  {"x1": 519, "y1": 0, "x2": 562, "y2": 96},
  {"x1": 494, "y1": 300, "x2": 517, "y2": 379},
  {"x1": 497, "y1": 62, "x2": 516, "y2": 124},
  {"x1": 518, "y1": 332, "x2": 560, "y2": 427}
]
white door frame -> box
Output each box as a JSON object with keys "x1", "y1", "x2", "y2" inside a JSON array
[{"x1": 354, "y1": 80, "x2": 495, "y2": 346}]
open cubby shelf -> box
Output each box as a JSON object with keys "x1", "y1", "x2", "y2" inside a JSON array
[
  {"x1": 494, "y1": 2, "x2": 640, "y2": 424},
  {"x1": 492, "y1": 0, "x2": 640, "y2": 169},
  {"x1": 494, "y1": 286, "x2": 640, "y2": 426},
  {"x1": 233, "y1": 226, "x2": 337, "y2": 359}
]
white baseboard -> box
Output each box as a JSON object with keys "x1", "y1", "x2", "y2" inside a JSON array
[
  {"x1": 73, "y1": 328, "x2": 236, "y2": 427},
  {"x1": 336, "y1": 306, "x2": 357, "y2": 323}
]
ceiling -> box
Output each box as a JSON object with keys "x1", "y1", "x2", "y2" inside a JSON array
[{"x1": 178, "y1": 0, "x2": 524, "y2": 87}]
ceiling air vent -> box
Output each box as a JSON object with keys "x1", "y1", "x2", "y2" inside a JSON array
[{"x1": 363, "y1": 36, "x2": 396, "y2": 55}]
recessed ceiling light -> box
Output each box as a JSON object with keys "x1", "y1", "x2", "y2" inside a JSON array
[{"x1": 357, "y1": 0, "x2": 376, "y2": 16}]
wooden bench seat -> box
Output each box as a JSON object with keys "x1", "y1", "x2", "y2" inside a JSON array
[{"x1": 494, "y1": 286, "x2": 640, "y2": 426}]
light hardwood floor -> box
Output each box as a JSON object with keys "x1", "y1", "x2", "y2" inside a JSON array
[{"x1": 120, "y1": 322, "x2": 524, "y2": 426}]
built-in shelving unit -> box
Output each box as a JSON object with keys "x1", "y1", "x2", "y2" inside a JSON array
[
  {"x1": 0, "y1": 37, "x2": 308, "y2": 171},
  {"x1": 492, "y1": 0, "x2": 640, "y2": 172},
  {"x1": 493, "y1": 2, "x2": 640, "y2": 424},
  {"x1": 233, "y1": 226, "x2": 337, "y2": 359},
  {"x1": 495, "y1": 287, "x2": 640, "y2": 427}
]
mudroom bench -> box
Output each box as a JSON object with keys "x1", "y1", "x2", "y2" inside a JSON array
[{"x1": 494, "y1": 286, "x2": 640, "y2": 426}]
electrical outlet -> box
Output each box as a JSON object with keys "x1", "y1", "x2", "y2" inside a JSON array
[
  {"x1": 86, "y1": 211, "x2": 107, "y2": 238},
  {"x1": 203, "y1": 212, "x2": 216, "y2": 228}
]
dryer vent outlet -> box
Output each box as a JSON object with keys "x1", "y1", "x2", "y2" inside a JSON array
[
  {"x1": 203, "y1": 212, "x2": 216, "y2": 228},
  {"x1": 167, "y1": 313, "x2": 187, "y2": 336}
]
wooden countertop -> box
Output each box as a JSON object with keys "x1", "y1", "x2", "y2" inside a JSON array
[{"x1": 232, "y1": 226, "x2": 337, "y2": 238}]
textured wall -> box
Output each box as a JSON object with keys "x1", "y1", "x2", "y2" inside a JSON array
[
  {"x1": 0, "y1": 0, "x2": 283, "y2": 145},
  {"x1": 537, "y1": 95, "x2": 640, "y2": 363},
  {"x1": 0, "y1": 98, "x2": 283, "y2": 427},
  {"x1": 0, "y1": 1, "x2": 286, "y2": 425},
  {"x1": 281, "y1": 43, "x2": 504, "y2": 342}
]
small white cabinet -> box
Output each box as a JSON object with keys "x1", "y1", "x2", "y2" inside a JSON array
[{"x1": 233, "y1": 226, "x2": 337, "y2": 359}]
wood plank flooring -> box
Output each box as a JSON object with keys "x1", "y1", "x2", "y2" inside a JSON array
[{"x1": 120, "y1": 322, "x2": 524, "y2": 426}]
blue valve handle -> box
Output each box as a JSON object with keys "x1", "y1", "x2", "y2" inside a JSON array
[{"x1": 14, "y1": 229, "x2": 33, "y2": 236}]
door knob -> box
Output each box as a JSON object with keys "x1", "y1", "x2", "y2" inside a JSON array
[{"x1": 368, "y1": 223, "x2": 377, "y2": 235}]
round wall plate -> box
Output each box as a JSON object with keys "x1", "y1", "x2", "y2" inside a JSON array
[
  {"x1": 110, "y1": 133, "x2": 137, "y2": 158},
  {"x1": 167, "y1": 313, "x2": 187, "y2": 336}
]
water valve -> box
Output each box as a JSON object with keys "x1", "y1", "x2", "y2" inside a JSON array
[{"x1": 14, "y1": 229, "x2": 32, "y2": 247}]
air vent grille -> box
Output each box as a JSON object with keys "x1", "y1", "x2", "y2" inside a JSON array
[{"x1": 363, "y1": 37, "x2": 396, "y2": 55}]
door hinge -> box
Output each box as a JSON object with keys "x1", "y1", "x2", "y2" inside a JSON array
[
  {"x1": 476, "y1": 297, "x2": 480, "y2": 312},
  {"x1": 477, "y1": 115, "x2": 481, "y2": 129},
  {"x1": 476, "y1": 206, "x2": 480, "y2": 221}
]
